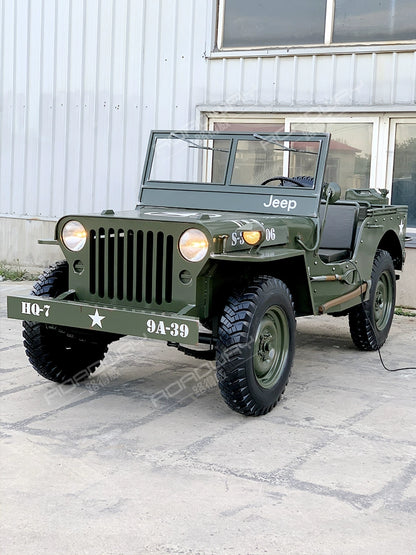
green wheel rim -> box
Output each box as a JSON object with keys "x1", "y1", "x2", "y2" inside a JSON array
[
  {"x1": 373, "y1": 270, "x2": 393, "y2": 331},
  {"x1": 253, "y1": 306, "x2": 290, "y2": 389}
]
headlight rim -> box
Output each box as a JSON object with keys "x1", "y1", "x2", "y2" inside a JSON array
[
  {"x1": 178, "y1": 228, "x2": 210, "y2": 263},
  {"x1": 61, "y1": 220, "x2": 88, "y2": 252}
]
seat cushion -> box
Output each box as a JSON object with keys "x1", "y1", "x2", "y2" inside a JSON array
[{"x1": 318, "y1": 248, "x2": 350, "y2": 263}]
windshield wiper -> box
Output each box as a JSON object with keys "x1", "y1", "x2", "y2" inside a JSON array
[
  {"x1": 170, "y1": 133, "x2": 230, "y2": 152},
  {"x1": 253, "y1": 133, "x2": 319, "y2": 155}
]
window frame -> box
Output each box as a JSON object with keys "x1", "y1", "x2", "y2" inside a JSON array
[
  {"x1": 285, "y1": 115, "x2": 380, "y2": 189},
  {"x1": 386, "y1": 117, "x2": 416, "y2": 232},
  {"x1": 216, "y1": 0, "x2": 416, "y2": 53},
  {"x1": 206, "y1": 112, "x2": 416, "y2": 233}
]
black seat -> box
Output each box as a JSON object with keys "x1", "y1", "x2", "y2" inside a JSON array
[
  {"x1": 318, "y1": 203, "x2": 359, "y2": 263},
  {"x1": 282, "y1": 175, "x2": 315, "y2": 188}
]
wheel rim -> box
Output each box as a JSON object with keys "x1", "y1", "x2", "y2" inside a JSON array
[
  {"x1": 373, "y1": 270, "x2": 394, "y2": 331},
  {"x1": 253, "y1": 306, "x2": 289, "y2": 389}
]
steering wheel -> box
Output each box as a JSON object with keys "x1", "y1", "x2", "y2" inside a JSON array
[{"x1": 260, "y1": 176, "x2": 308, "y2": 187}]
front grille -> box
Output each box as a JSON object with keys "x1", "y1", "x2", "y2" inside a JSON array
[{"x1": 89, "y1": 228, "x2": 174, "y2": 305}]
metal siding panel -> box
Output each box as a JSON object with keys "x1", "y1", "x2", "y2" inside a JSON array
[
  {"x1": 93, "y1": 0, "x2": 114, "y2": 213},
  {"x1": 224, "y1": 56, "x2": 245, "y2": 103},
  {"x1": 277, "y1": 57, "x2": 295, "y2": 105},
  {"x1": 352, "y1": 54, "x2": 373, "y2": 105},
  {"x1": 257, "y1": 57, "x2": 277, "y2": 105},
  {"x1": 157, "y1": 0, "x2": 177, "y2": 129},
  {"x1": 50, "y1": 0, "x2": 71, "y2": 218},
  {"x1": 294, "y1": 56, "x2": 315, "y2": 105},
  {"x1": 24, "y1": 1, "x2": 42, "y2": 215},
  {"x1": 395, "y1": 52, "x2": 416, "y2": 104},
  {"x1": 172, "y1": 0, "x2": 195, "y2": 127},
  {"x1": 0, "y1": 0, "x2": 13, "y2": 214},
  {"x1": 36, "y1": 0, "x2": 54, "y2": 217},
  {"x1": 64, "y1": 0, "x2": 85, "y2": 215},
  {"x1": 374, "y1": 53, "x2": 395, "y2": 105},
  {"x1": 206, "y1": 59, "x2": 225, "y2": 104},
  {"x1": 141, "y1": 1, "x2": 161, "y2": 133},
  {"x1": 333, "y1": 55, "x2": 352, "y2": 105},
  {"x1": 239, "y1": 58, "x2": 258, "y2": 104},
  {"x1": 313, "y1": 55, "x2": 333, "y2": 105},
  {"x1": 78, "y1": 0, "x2": 100, "y2": 214},
  {"x1": 124, "y1": 0, "x2": 145, "y2": 206},
  {"x1": 106, "y1": 0, "x2": 129, "y2": 212},
  {"x1": 11, "y1": 0, "x2": 29, "y2": 216}
]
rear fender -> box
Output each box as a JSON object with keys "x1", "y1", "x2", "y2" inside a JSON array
[{"x1": 377, "y1": 230, "x2": 405, "y2": 270}]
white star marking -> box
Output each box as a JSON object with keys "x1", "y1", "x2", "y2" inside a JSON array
[
  {"x1": 89, "y1": 309, "x2": 105, "y2": 328},
  {"x1": 399, "y1": 220, "x2": 404, "y2": 235}
]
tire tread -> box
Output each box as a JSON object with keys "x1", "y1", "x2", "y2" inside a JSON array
[
  {"x1": 22, "y1": 261, "x2": 109, "y2": 383},
  {"x1": 216, "y1": 276, "x2": 294, "y2": 416}
]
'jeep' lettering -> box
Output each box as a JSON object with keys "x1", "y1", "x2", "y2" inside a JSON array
[{"x1": 263, "y1": 195, "x2": 297, "y2": 212}]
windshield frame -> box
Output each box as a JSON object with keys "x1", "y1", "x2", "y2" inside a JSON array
[{"x1": 140, "y1": 131, "x2": 331, "y2": 218}]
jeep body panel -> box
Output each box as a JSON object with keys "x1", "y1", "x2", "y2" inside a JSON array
[{"x1": 8, "y1": 294, "x2": 200, "y2": 344}]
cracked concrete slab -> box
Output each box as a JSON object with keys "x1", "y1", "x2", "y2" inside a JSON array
[{"x1": 1, "y1": 281, "x2": 416, "y2": 554}]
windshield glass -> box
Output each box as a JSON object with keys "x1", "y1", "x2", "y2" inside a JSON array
[
  {"x1": 149, "y1": 135, "x2": 231, "y2": 184},
  {"x1": 142, "y1": 132, "x2": 330, "y2": 217},
  {"x1": 231, "y1": 137, "x2": 320, "y2": 187}
]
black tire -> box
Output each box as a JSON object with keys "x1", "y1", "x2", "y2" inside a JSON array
[
  {"x1": 23, "y1": 261, "x2": 110, "y2": 383},
  {"x1": 216, "y1": 276, "x2": 296, "y2": 416},
  {"x1": 349, "y1": 250, "x2": 396, "y2": 351}
]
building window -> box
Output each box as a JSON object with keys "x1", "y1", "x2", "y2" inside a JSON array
[
  {"x1": 288, "y1": 121, "x2": 374, "y2": 196},
  {"x1": 333, "y1": 0, "x2": 416, "y2": 43},
  {"x1": 391, "y1": 122, "x2": 416, "y2": 228},
  {"x1": 217, "y1": 0, "x2": 416, "y2": 49},
  {"x1": 220, "y1": 0, "x2": 326, "y2": 48}
]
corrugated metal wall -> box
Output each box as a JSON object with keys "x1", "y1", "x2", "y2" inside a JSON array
[
  {"x1": 206, "y1": 51, "x2": 416, "y2": 107},
  {"x1": 0, "y1": 0, "x2": 210, "y2": 218},
  {"x1": 1, "y1": 0, "x2": 415, "y2": 219}
]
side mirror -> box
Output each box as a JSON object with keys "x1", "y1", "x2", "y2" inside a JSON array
[{"x1": 323, "y1": 182, "x2": 341, "y2": 204}]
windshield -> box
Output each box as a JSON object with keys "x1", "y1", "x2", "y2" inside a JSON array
[
  {"x1": 147, "y1": 132, "x2": 322, "y2": 189},
  {"x1": 142, "y1": 131, "x2": 330, "y2": 217},
  {"x1": 231, "y1": 137, "x2": 320, "y2": 187},
  {"x1": 149, "y1": 134, "x2": 232, "y2": 184}
]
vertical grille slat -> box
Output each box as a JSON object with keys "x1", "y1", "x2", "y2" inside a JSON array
[
  {"x1": 89, "y1": 230, "x2": 96, "y2": 294},
  {"x1": 117, "y1": 229, "x2": 124, "y2": 300},
  {"x1": 165, "y1": 235, "x2": 174, "y2": 303},
  {"x1": 126, "y1": 230, "x2": 134, "y2": 301},
  {"x1": 107, "y1": 228, "x2": 115, "y2": 299},
  {"x1": 145, "y1": 231, "x2": 154, "y2": 304},
  {"x1": 155, "y1": 232, "x2": 164, "y2": 305},
  {"x1": 98, "y1": 227, "x2": 105, "y2": 298},
  {"x1": 89, "y1": 226, "x2": 174, "y2": 305},
  {"x1": 136, "y1": 230, "x2": 144, "y2": 302}
]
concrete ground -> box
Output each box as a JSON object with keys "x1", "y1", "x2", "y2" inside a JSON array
[{"x1": 1, "y1": 281, "x2": 416, "y2": 555}]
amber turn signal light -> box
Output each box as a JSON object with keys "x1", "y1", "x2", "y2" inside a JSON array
[{"x1": 242, "y1": 230, "x2": 262, "y2": 245}]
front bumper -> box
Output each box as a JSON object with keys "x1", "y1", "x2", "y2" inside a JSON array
[{"x1": 7, "y1": 295, "x2": 200, "y2": 345}]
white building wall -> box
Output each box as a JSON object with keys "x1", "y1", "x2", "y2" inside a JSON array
[
  {"x1": 205, "y1": 52, "x2": 416, "y2": 108},
  {"x1": 0, "y1": 0, "x2": 211, "y2": 219},
  {"x1": 2, "y1": 1, "x2": 415, "y2": 222}
]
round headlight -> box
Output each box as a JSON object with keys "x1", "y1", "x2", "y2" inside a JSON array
[
  {"x1": 62, "y1": 220, "x2": 87, "y2": 252},
  {"x1": 179, "y1": 229, "x2": 209, "y2": 262}
]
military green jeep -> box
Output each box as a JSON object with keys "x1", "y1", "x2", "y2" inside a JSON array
[{"x1": 7, "y1": 131, "x2": 408, "y2": 415}]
